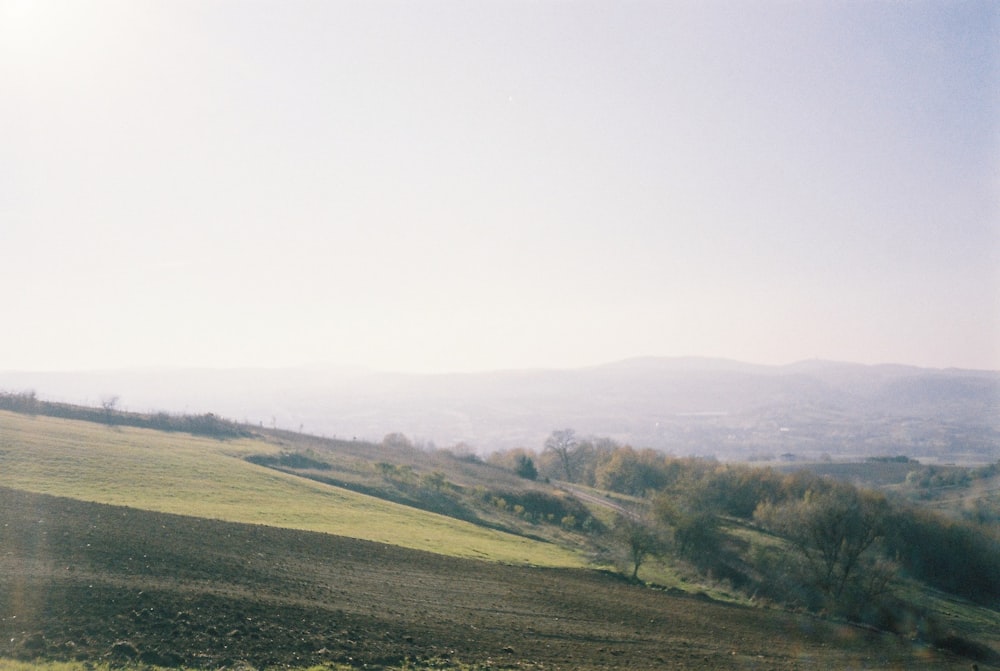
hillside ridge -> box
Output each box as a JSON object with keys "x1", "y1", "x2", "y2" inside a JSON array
[{"x1": 3, "y1": 357, "x2": 997, "y2": 459}]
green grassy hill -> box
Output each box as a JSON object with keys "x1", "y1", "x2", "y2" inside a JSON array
[
  {"x1": 3, "y1": 404, "x2": 999, "y2": 670},
  {"x1": 0, "y1": 410, "x2": 582, "y2": 567}
]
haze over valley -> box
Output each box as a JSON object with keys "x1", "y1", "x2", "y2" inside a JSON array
[{"x1": 4, "y1": 357, "x2": 997, "y2": 462}]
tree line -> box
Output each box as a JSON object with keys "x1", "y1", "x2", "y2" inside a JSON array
[
  {"x1": 492, "y1": 429, "x2": 1000, "y2": 627},
  {"x1": 0, "y1": 390, "x2": 251, "y2": 439}
]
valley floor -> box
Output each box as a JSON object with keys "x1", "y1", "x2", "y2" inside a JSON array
[{"x1": 0, "y1": 487, "x2": 980, "y2": 670}]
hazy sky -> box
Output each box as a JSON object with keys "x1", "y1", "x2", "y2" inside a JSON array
[{"x1": 2, "y1": 0, "x2": 998, "y2": 373}]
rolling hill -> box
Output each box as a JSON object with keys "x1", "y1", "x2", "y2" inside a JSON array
[
  {"x1": 0, "y1": 482, "x2": 983, "y2": 670},
  {"x1": 3, "y1": 358, "x2": 998, "y2": 461},
  {"x1": 0, "y1": 411, "x2": 581, "y2": 566},
  {"x1": 2, "y1": 406, "x2": 999, "y2": 669}
]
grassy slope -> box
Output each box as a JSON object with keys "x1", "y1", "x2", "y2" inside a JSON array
[
  {"x1": 0, "y1": 411, "x2": 583, "y2": 567},
  {"x1": 3, "y1": 410, "x2": 1000, "y2": 670}
]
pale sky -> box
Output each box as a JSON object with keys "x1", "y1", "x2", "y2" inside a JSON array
[{"x1": 2, "y1": 0, "x2": 998, "y2": 373}]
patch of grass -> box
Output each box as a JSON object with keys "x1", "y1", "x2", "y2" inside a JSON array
[
  {"x1": 0, "y1": 662, "x2": 101, "y2": 671},
  {"x1": 0, "y1": 663, "x2": 356, "y2": 671},
  {"x1": 0, "y1": 663, "x2": 181, "y2": 671},
  {"x1": 0, "y1": 661, "x2": 504, "y2": 671},
  {"x1": 0, "y1": 411, "x2": 584, "y2": 567},
  {"x1": 891, "y1": 579, "x2": 1000, "y2": 651}
]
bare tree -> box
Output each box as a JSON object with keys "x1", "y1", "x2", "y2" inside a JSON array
[
  {"x1": 614, "y1": 513, "x2": 663, "y2": 581},
  {"x1": 382, "y1": 432, "x2": 413, "y2": 450},
  {"x1": 544, "y1": 429, "x2": 579, "y2": 481},
  {"x1": 100, "y1": 395, "x2": 120, "y2": 426},
  {"x1": 754, "y1": 485, "x2": 891, "y2": 606}
]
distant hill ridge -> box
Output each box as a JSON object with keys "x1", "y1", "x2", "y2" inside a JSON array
[{"x1": 2, "y1": 357, "x2": 998, "y2": 460}]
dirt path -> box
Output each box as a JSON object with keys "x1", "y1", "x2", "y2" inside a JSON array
[{"x1": 557, "y1": 483, "x2": 638, "y2": 518}]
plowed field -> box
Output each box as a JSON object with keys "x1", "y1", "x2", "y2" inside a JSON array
[{"x1": 0, "y1": 487, "x2": 974, "y2": 669}]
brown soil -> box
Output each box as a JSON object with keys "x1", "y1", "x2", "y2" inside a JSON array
[{"x1": 0, "y1": 487, "x2": 978, "y2": 669}]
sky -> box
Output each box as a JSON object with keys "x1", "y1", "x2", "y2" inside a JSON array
[{"x1": 1, "y1": 0, "x2": 998, "y2": 374}]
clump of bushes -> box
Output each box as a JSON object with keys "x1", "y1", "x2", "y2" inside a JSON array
[
  {"x1": 246, "y1": 452, "x2": 332, "y2": 471},
  {"x1": 882, "y1": 507, "x2": 1000, "y2": 604},
  {"x1": 483, "y1": 489, "x2": 597, "y2": 531},
  {"x1": 546, "y1": 440, "x2": 1000, "y2": 624}
]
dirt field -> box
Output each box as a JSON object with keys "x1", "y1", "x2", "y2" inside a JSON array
[{"x1": 0, "y1": 486, "x2": 980, "y2": 670}]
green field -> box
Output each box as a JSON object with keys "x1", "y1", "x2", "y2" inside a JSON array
[
  {"x1": 0, "y1": 662, "x2": 376, "y2": 671},
  {"x1": 0, "y1": 411, "x2": 583, "y2": 567},
  {"x1": 0, "y1": 659, "x2": 466, "y2": 670}
]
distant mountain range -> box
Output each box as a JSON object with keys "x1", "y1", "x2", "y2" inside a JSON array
[{"x1": 3, "y1": 358, "x2": 998, "y2": 461}]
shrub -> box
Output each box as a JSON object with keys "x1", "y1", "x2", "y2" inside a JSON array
[
  {"x1": 246, "y1": 452, "x2": 332, "y2": 471},
  {"x1": 486, "y1": 490, "x2": 595, "y2": 530},
  {"x1": 514, "y1": 454, "x2": 538, "y2": 480}
]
